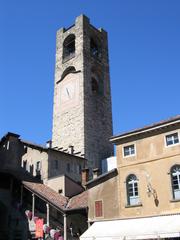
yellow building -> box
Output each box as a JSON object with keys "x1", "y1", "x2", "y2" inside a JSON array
[
  {"x1": 81, "y1": 115, "x2": 180, "y2": 239},
  {"x1": 112, "y1": 115, "x2": 180, "y2": 218}
]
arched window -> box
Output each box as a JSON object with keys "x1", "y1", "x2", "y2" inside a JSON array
[
  {"x1": 91, "y1": 77, "x2": 99, "y2": 94},
  {"x1": 61, "y1": 66, "x2": 76, "y2": 80},
  {"x1": 171, "y1": 165, "x2": 180, "y2": 200},
  {"x1": 90, "y1": 38, "x2": 101, "y2": 59},
  {"x1": 63, "y1": 34, "x2": 75, "y2": 61},
  {"x1": 126, "y1": 174, "x2": 140, "y2": 205}
]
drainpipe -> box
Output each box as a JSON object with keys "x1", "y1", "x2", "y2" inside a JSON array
[
  {"x1": 32, "y1": 194, "x2": 35, "y2": 218},
  {"x1": 64, "y1": 213, "x2": 67, "y2": 240},
  {"x1": 46, "y1": 203, "x2": 49, "y2": 226}
]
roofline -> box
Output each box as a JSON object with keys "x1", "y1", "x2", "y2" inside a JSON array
[
  {"x1": 0, "y1": 132, "x2": 86, "y2": 161},
  {"x1": 0, "y1": 132, "x2": 20, "y2": 144},
  {"x1": 48, "y1": 173, "x2": 84, "y2": 189},
  {"x1": 23, "y1": 183, "x2": 66, "y2": 214},
  {"x1": 86, "y1": 168, "x2": 118, "y2": 188},
  {"x1": 16, "y1": 138, "x2": 86, "y2": 161},
  {"x1": 110, "y1": 115, "x2": 180, "y2": 143},
  {"x1": 23, "y1": 182, "x2": 87, "y2": 213},
  {"x1": 21, "y1": 139, "x2": 47, "y2": 151},
  {"x1": 65, "y1": 206, "x2": 88, "y2": 213}
]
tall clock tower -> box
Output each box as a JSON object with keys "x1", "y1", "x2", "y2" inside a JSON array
[{"x1": 52, "y1": 15, "x2": 113, "y2": 170}]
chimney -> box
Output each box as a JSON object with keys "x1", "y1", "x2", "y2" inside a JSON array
[
  {"x1": 68, "y1": 145, "x2": 74, "y2": 155},
  {"x1": 46, "y1": 140, "x2": 52, "y2": 148},
  {"x1": 81, "y1": 168, "x2": 89, "y2": 186},
  {"x1": 93, "y1": 168, "x2": 100, "y2": 179}
]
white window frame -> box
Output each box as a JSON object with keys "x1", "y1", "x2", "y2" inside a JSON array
[
  {"x1": 126, "y1": 175, "x2": 140, "y2": 206},
  {"x1": 123, "y1": 144, "x2": 136, "y2": 158},
  {"x1": 165, "y1": 131, "x2": 180, "y2": 148},
  {"x1": 171, "y1": 165, "x2": 180, "y2": 200},
  {"x1": 36, "y1": 161, "x2": 41, "y2": 171}
]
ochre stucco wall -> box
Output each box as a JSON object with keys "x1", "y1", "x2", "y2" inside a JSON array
[
  {"x1": 88, "y1": 175, "x2": 119, "y2": 222},
  {"x1": 116, "y1": 129, "x2": 180, "y2": 218}
]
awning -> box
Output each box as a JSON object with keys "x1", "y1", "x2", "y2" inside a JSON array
[{"x1": 80, "y1": 214, "x2": 180, "y2": 240}]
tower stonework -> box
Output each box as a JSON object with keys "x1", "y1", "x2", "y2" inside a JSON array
[{"x1": 52, "y1": 15, "x2": 113, "y2": 170}]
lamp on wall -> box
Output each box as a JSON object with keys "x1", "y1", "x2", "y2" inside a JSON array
[
  {"x1": 147, "y1": 183, "x2": 157, "y2": 199},
  {"x1": 143, "y1": 171, "x2": 159, "y2": 206}
]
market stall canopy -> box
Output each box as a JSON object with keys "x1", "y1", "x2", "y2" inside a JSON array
[{"x1": 80, "y1": 214, "x2": 180, "y2": 240}]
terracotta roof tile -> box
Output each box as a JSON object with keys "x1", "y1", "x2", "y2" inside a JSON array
[
  {"x1": 66, "y1": 191, "x2": 88, "y2": 210},
  {"x1": 23, "y1": 181, "x2": 68, "y2": 211},
  {"x1": 23, "y1": 181, "x2": 88, "y2": 211}
]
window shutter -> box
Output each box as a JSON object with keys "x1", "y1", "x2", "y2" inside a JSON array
[{"x1": 95, "y1": 200, "x2": 103, "y2": 217}]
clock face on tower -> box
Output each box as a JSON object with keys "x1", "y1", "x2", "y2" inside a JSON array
[
  {"x1": 61, "y1": 81, "x2": 76, "y2": 102},
  {"x1": 59, "y1": 72, "x2": 80, "y2": 110}
]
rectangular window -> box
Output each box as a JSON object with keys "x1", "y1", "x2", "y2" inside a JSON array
[
  {"x1": 123, "y1": 144, "x2": 135, "y2": 157},
  {"x1": 95, "y1": 200, "x2": 103, "y2": 217},
  {"x1": 171, "y1": 166, "x2": 180, "y2": 200},
  {"x1": 36, "y1": 161, "x2": 41, "y2": 178},
  {"x1": 23, "y1": 160, "x2": 27, "y2": 170},
  {"x1": 166, "y1": 133, "x2": 179, "y2": 146},
  {"x1": 36, "y1": 161, "x2": 41, "y2": 171}
]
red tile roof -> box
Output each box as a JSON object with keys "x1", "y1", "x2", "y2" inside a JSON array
[
  {"x1": 23, "y1": 181, "x2": 68, "y2": 211},
  {"x1": 66, "y1": 191, "x2": 88, "y2": 210},
  {"x1": 23, "y1": 181, "x2": 88, "y2": 212}
]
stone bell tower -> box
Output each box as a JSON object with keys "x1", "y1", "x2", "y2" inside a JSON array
[{"x1": 52, "y1": 15, "x2": 113, "y2": 170}]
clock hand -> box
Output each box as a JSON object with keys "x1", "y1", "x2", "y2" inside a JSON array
[{"x1": 66, "y1": 88, "x2": 70, "y2": 98}]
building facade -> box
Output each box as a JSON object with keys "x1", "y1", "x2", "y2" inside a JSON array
[
  {"x1": 82, "y1": 115, "x2": 180, "y2": 239},
  {"x1": 111, "y1": 115, "x2": 180, "y2": 219},
  {"x1": 0, "y1": 132, "x2": 88, "y2": 239},
  {"x1": 86, "y1": 169, "x2": 119, "y2": 223}
]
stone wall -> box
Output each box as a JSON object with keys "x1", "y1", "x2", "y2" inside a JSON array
[
  {"x1": 52, "y1": 15, "x2": 114, "y2": 171},
  {"x1": 52, "y1": 15, "x2": 85, "y2": 157},
  {"x1": 47, "y1": 149, "x2": 85, "y2": 182}
]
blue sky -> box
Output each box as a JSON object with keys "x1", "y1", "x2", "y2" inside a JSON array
[{"x1": 0, "y1": 0, "x2": 180, "y2": 144}]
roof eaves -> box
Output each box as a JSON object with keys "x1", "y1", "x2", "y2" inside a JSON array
[
  {"x1": 65, "y1": 206, "x2": 88, "y2": 212},
  {"x1": 0, "y1": 132, "x2": 20, "y2": 144},
  {"x1": 48, "y1": 148, "x2": 87, "y2": 161},
  {"x1": 110, "y1": 115, "x2": 180, "y2": 143},
  {"x1": 23, "y1": 181, "x2": 67, "y2": 213},
  {"x1": 20, "y1": 139, "x2": 47, "y2": 151},
  {"x1": 86, "y1": 168, "x2": 118, "y2": 187}
]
